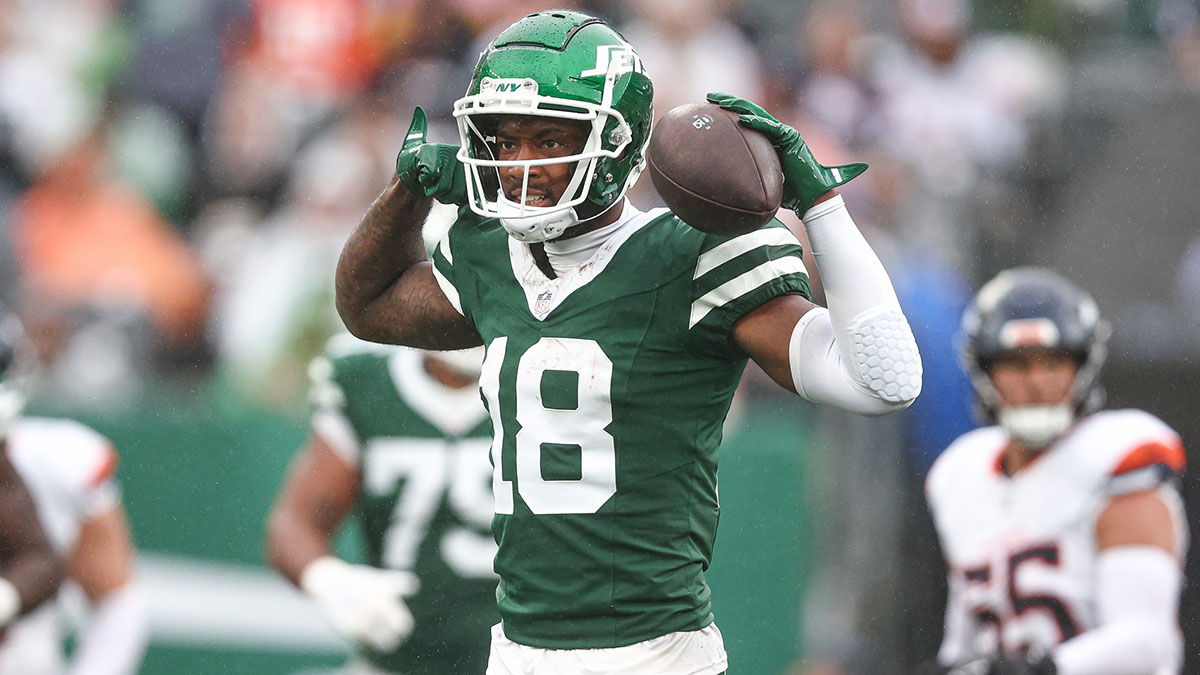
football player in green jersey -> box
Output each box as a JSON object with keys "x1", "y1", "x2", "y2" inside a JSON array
[
  {"x1": 266, "y1": 336, "x2": 496, "y2": 674},
  {"x1": 335, "y1": 9, "x2": 922, "y2": 675}
]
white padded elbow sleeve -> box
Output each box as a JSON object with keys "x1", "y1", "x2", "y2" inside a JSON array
[
  {"x1": 793, "y1": 196, "x2": 922, "y2": 410},
  {"x1": 789, "y1": 308, "x2": 916, "y2": 415}
]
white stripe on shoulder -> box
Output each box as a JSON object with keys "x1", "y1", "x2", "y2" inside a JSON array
[
  {"x1": 438, "y1": 229, "x2": 454, "y2": 264},
  {"x1": 693, "y1": 228, "x2": 799, "y2": 280},
  {"x1": 312, "y1": 409, "x2": 361, "y2": 467},
  {"x1": 432, "y1": 264, "x2": 464, "y2": 315},
  {"x1": 690, "y1": 256, "x2": 807, "y2": 328}
]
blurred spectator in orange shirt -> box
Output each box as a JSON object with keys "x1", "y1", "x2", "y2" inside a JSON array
[
  {"x1": 9, "y1": 126, "x2": 211, "y2": 383},
  {"x1": 245, "y1": 0, "x2": 380, "y2": 103}
]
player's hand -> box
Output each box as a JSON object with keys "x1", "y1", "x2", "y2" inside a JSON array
[
  {"x1": 395, "y1": 106, "x2": 467, "y2": 206},
  {"x1": 706, "y1": 92, "x2": 866, "y2": 215},
  {"x1": 301, "y1": 556, "x2": 420, "y2": 652},
  {"x1": 917, "y1": 653, "x2": 1057, "y2": 675}
]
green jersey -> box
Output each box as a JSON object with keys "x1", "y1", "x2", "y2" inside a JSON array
[
  {"x1": 431, "y1": 203, "x2": 809, "y2": 649},
  {"x1": 310, "y1": 338, "x2": 498, "y2": 674}
]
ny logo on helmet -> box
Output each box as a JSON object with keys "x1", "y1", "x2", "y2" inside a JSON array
[
  {"x1": 480, "y1": 78, "x2": 539, "y2": 95},
  {"x1": 580, "y1": 44, "x2": 643, "y2": 78}
]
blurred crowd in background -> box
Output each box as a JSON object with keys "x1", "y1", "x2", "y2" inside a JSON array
[
  {"x1": 1, "y1": 0, "x2": 1199, "y2": 673},
  {"x1": 1, "y1": 0, "x2": 1198, "y2": 409}
]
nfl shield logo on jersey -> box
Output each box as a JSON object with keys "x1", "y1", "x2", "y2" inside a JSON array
[{"x1": 535, "y1": 291, "x2": 553, "y2": 315}]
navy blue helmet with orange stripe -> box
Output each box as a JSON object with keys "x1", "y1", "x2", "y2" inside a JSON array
[{"x1": 960, "y1": 267, "x2": 1110, "y2": 423}]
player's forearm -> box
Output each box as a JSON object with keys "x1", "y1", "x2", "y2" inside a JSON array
[
  {"x1": 0, "y1": 471, "x2": 66, "y2": 623},
  {"x1": 265, "y1": 508, "x2": 336, "y2": 587},
  {"x1": 66, "y1": 583, "x2": 149, "y2": 675},
  {"x1": 796, "y1": 194, "x2": 921, "y2": 409},
  {"x1": 0, "y1": 555, "x2": 64, "y2": 625},
  {"x1": 335, "y1": 177, "x2": 434, "y2": 340}
]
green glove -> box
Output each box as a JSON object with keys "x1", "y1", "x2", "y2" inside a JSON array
[
  {"x1": 706, "y1": 92, "x2": 866, "y2": 215},
  {"x1": 394, "y1": 106, "x2": 468, "y2": 206}
]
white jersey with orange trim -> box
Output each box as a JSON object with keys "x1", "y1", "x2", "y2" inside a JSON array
[
  {"x1": 0, "y1": 417, "x2": 121, "y2": 675},
  {"x1": 926, "y1": 409, "x2": 1188, "y2": 666}
]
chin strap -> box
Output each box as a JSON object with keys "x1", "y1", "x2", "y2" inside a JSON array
[
  {"x1": 500, "y1": 213, "x2": 576, "y2": 243},
  {"x1": 498, "y1": 202, "x2": 579, "y2": 243},
  {"x1": 499, "y1": 196, "x2": 625, "y2": 244},
  {"x1": 998, "y1": 404, "x2": 1074, "y2": 449}
]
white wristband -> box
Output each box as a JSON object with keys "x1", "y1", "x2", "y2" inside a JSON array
[
  {"x1": 299, "y1": 556, "x2": 344, "y2": 597},
  {"x1": 66, "y1": 583, "x2": 150, "y2": 675},
  {"x1": 0, "y1": 576, "x2": 20, "y2": 626}
]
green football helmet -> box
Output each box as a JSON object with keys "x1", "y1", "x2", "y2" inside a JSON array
[{"x1": 453, "y1": 10, "x2": 654, "y2": 242}]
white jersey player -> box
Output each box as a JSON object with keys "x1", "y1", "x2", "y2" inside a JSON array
[
  {"x1": 924, "y1": 267, "x2": 1188, "y2": 675},
  {"x1": 0, "y1": 314, "x2": 149, "y2": 675}
]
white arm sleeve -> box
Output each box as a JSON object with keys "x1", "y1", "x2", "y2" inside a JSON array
[
  {"x1": 66, "y1": 583, "x2": 150, "y2": 675},
  {"x1": 789, "y1": 196, "x2": 922, "y2": 414},
  {"x1": 1052, "y1": 546, "x2": 1183, "y2": 675}
]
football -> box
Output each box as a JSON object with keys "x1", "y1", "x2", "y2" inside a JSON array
[{"x1": 645, "y1": 101, "x2": 783, "y2": 236}]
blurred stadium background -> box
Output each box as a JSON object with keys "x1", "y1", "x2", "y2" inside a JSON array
[{"x1": 1, "y1": 0, "x2": 1198, "y2": 673}]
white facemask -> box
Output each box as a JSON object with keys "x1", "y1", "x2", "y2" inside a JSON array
[{"x1": 997, "y1": 403, "x2": 1073, "y2": 449}]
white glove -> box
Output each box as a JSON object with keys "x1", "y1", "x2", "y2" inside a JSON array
[{"x1": 300, "y1": 556, "x2": 420, "y2": 652}]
